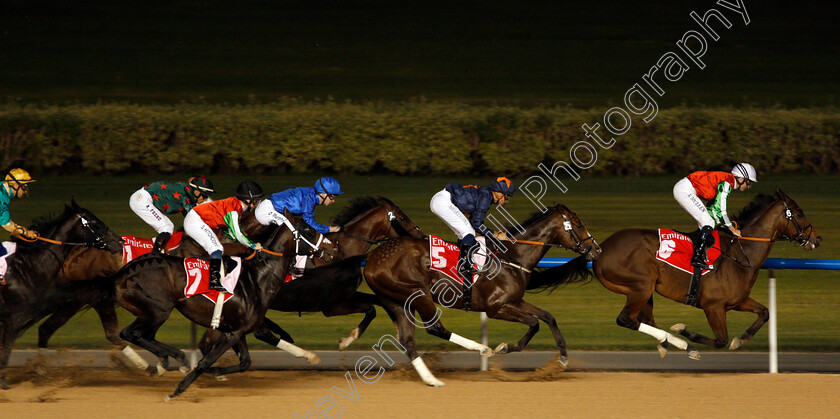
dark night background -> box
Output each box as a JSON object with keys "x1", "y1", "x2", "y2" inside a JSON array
[{"x1": 1, "y1": 0, "x2": 837, "y2": 107}]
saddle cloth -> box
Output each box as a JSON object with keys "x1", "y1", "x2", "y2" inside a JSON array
[
  {"x1": 656, "y1": 228, "x2": 721, "y2": 275},
  {"x1": 0, "y1": 242, "x2": 17, "y2": 280},
  {"x1": 428, "y1": 235, "x2": 485, "y2": 284},
  {"x1": 183, "y1": 256, "x2": 242, "y2": 303},
  {"x1": 121, "y1": 232, "x2": 184, "y2": 264}
]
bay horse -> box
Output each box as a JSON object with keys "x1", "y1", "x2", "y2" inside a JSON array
[
  {"x1": 363, "y1": 204, "x2": 600, "y2": 386},
  {"x1": 0, "y1": 200, "x2": 123, "y2": 389},
  {"x1": 113, "y1": 209, "x2": 328, "y2": 399},
  {"x1": 591, "y1": 189, "x2": 821, "y2": 359},
  {"x1": 201, "y1": 196, "x2": 425, "y2": 376}
]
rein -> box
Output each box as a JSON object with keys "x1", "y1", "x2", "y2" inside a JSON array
[
  {"x1": 13, "y1": 233, "x2": 89, "y2": 247},
  {"x1": 245, "y1": 248, "x2": 285, "y2": 260}
]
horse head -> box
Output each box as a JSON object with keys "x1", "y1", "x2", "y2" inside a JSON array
[
  {"x1": 376, "y1": 197, "x2": 424, "y2": 239},
  {"x1": 773, "y1": 188, "x2": 821, "y2": 250},
  {"x1": 65, "y1": 200, "x2": 123, "y2": 253},
  {"x1": 549, "y1": 204, "x2": 601, "y2": 260}
]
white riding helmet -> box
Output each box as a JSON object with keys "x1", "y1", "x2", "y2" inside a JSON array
[{"x1": 731, "y1": 163, "x2": 757, "y2": 183}]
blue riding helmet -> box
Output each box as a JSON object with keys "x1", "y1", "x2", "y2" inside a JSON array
[
  {"x1": 314, "y1": 177, "x2": 344, "y2": 195},
  {"x1": 489, "y1": 176, "x2": 516, "y2": 197}
]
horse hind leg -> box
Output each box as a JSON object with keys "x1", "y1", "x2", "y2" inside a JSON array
[
  {"x1": 208, "y1": 334, "x2": 252, "y2": 379},
  {"x1": 167, "y1": 331, "x2": 243, "y2": 400},
  {"x1": 670, "y1": 305, "x2": 729, "y2": 350},
  {"x1": 120, "y1": 316, "x2": 186, "y2": 376},
  {"x1": 252, "y1": 322, "x2": 320, "y2": 364},
  {"x1": 617, "y1": 293, "x2": 699, "y2": 359},
  {"x1": 376, "y1": 294, "x2": 443, "y2": 387},
  {"x1": 321, "y1": 294, "x2": 378, "y2": 350}
]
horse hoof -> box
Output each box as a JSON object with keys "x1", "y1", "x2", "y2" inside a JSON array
[
  {"x1": 657, "y1": 341, "x2": 669, "y2": 358},
  {"x1": 164, "y1": 394, "x2": 174, "y2": 402},
  {"x1": 494, "y1": 343, "x2": 509, "y2": 354},
  {"x1": 480, "y1": 346, "x2": 494, "y2": 358},
  {"x1": 1, "y1": 383, "x2": 9, "y2": 391},
  {"x1": 688, "y1": 350, "x2": 701, "y2": 360},
  {"x1": 215, "y1": 375, "x2": 229, "y2": 382},
  {"x1": 338, "y1": 337, "x2": 355, "y2": 351},
  {"x1": 307, "y1": 355, "x2": 321, "y2": 365},
  {"x1": 427, "y1": 379, "x2": 445, "y2": 387},
  {"x1": 179, "y1": 365, "x2": 191, "y2": 375},
  {"x1": 557, "y1": 356, "x2": 569, "y2": 370},
  {"x1": 670, "y1": 323, "x2": 686, "y2": 333},
  {"x1": 729, "y1": 337, "x2": 742, "y2": 350},
  {"x1": 155, "y1": 364, "x2": 166, "y2": 376}
]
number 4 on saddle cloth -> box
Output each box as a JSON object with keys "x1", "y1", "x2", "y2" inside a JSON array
[
  {"x1": 184, "y1": 256, "x2": 243, "y2": 303},
  {"x1": 656, "y1": 228, "x2": 722, "y2": 275},
  {"x1": 428, "y1": 235, "x2": 488, "y2": 283}
]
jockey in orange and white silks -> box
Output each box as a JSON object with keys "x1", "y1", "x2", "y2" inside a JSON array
[
  {"x1": 430, "y1": 177, "x2": 515, "y2": 280},
  {"x1": 183, "y1": 181, "x2": 263, "y2": 291},
  {"x1": 673, "y1": 163, "x2": 756, "y2": 268},
  {"x1": 129, "y1": 175, "x2": 215, "y2": 253}
]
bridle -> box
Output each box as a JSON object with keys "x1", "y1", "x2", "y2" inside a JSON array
[
  {"x1": 777, "y1": 200, "x2": 814, "y2": 247},
  {"x1": 561, "y1": 216, "x2": 595, "y2": 254}
]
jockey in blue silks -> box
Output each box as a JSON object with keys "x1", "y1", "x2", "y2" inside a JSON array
[
  {"x1": 430, "y1": 177, "x2": 516, "y2": 281},
  {"x1": 255, "y1": 176, "x2": 343, "y2": 274}
]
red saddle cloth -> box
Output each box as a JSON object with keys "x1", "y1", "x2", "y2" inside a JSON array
[
  {"x1": 428, "y1": 235, "x2": 475, "y2": 284},
  {"x1": 656, "y1": 228, "x2": 721, "y2": 275},
  {"x1": 183, "y1": 257, "x2": 242, "y2": 303},
  {"x1": 121, "y1": 232, "x2": 184, "y2": 264}
]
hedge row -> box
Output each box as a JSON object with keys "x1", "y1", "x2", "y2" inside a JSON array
[{"x1": 2, "y1": 102, "x2": 838, "y2": 176}]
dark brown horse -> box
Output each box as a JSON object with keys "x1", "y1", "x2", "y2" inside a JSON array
[
  {"x1": 113, "y1": 209, "x2": 328, "y2": 399},
  {"x1": 363, "y1": 204, "x2": 600, "y2": 386},
  {"x1": 0, "y1": 201, "x2": 123, "y2": 389},
  {"x1": 591, "y1": 189, "x2": 821, "y2": 359},
  {"x1": 200, "y1": 196, "x2": 425, "y2": 375}
]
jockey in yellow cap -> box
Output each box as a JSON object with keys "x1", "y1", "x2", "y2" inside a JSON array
[{"x1": 1, "y1": 168, "x2": 38, "y2": 240}]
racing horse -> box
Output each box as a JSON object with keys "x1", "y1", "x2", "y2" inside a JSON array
[
  {"x1": 201, "y1": 196, "x2": 426, "y2": 376},
  {"x1": 363, "y1": 204, "x2": 600, "y2": 386},
  {"x1": 0, "y1": 201, "x2": 123, "y2": 389},
  {"x1": 113, "y1": 209, "x2": 327, "y2": 398},
  {"x1": 591, "y1": 189, "x2": 821, "y2": 359}
]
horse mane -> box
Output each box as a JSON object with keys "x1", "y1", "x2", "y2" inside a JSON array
[
  {"x1": 732, "y1": 193, "x2": 778, "y2": 226},
  {"x1": 331, "y1": 196, "x2": 380, "y2": 226},
  {"x1": 508, "y1": 205, "x2": 565, "y2": 232}
]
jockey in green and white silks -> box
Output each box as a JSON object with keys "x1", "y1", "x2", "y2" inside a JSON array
[{"x1": 707, "y1": 181, "x2": 734, "y2": 228}]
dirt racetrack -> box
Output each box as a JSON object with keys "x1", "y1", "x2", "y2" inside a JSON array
[{"x1": 1, "y1": 361, "x2": 838, "y2": 419}]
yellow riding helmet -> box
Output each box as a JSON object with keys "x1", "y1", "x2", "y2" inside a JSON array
[{"x1": 5, "y1": 168, "x2": 35, "y2": 184}]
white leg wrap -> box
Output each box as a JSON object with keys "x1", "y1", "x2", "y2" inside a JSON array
[
  {"x1": 639, "y1": 323, "x2": 688, "y2": 350},
  {"x1": 277, "y1": 339, "x2": 318, "y2": 362},
  {"x1": 449, "y1": 333, "x2": 487, "y2": 352},
  {"x1": 210, "y1": 292, "x2": 225, "y2": 329},
  {"x1": 411, "y1": 357, "x2": 445, "y2": 387},
  {"x1": 122, "y1": 346, "x2": 149, "y2": 370}
]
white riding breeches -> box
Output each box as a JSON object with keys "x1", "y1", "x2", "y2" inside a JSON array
[
  {"x1": 183, "y1": 210, "x2": 223, "y2": 255},
  {"x1": 255, "y1": 200, "x2": 297, "y2": 231},
  {"x1": 673, "y1": 177, "x2": 715, "y2": 228},
  {"x1": 129, "y1": 188, "x2": 175, "y2": 234},
  {"x1": 430, "y1": 189, "x2": 487, "y2": 267}
]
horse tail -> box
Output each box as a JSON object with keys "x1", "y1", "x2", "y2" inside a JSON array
[{"x1": 526, "y1": 255, "x2": 592, "y2": 294}]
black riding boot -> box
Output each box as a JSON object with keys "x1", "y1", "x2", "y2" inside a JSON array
[
  {"x1": 458, "y1": 243, "x2": 476, "y2": 310},
  {"x1": 152, "y1": 232, "x2": 171, "y2": 254},
  {"x1": 208, "y1": 258, "x2": 225, "y2": 291},
  {"x1": 690, "y1": 226, "x2": 714, "y2": 269}
]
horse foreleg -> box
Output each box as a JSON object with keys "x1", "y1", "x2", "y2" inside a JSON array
[
  {"x1": 92, "y1": 301, "x2": 124, "y2": 347},
  {"x1": 321, "y1": 294, "x2": 378, "y2": 350},
  {"x1": 410, "y1": 290, "x2": 493, "y2": 357},
  {"x1": 37, "y1": 305, "x2": 80, "y2": 348},
  {"x1": 670, "y1": 305, "x2": 729, "y2": 349},
  {"x1": 168, "y1": 331, "x2": 242, "y2": 400},
  {"x1": 252, "y1": 322, "x2": 320, "y2": 364},
  {"x1": 208, "y1": 334, "x2": 252, "y2": 378},
  {"x1": 728, "y1": 297, "x2": 768, "y2": 350},
  {"x1": 0, "y1": 320, "x2": 12, "y2": 390}
]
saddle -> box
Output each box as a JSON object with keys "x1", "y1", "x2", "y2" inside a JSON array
[{"x1": 184, "y1": 255, "x2": 242, "y2": 303}]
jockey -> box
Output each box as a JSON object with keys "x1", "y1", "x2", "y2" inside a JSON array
[
  {"x1": 1, "y1": 168, "x2": 38, "y2": 240},
  {"x1": 673, "y1": 163, "x2": 757, "y2": 268},
  {"x1": 255, "y1": 176, "x2": 342, "y2": 274},
  {"x1": 184, "y1": 181, "x2": 264, "y2": 291},
  {"x1": 129, "y1": 175, "x2": 215, "y2": 253},
  {"x1": 430, "y1": 177, "x2": 515, "y2": 279}
]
